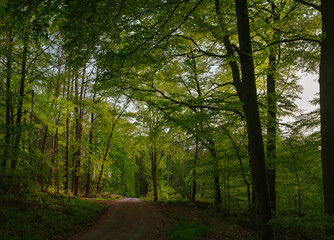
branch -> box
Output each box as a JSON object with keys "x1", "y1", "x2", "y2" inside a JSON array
[
  {"x1": 25, "y1": 38, "x2": 57, "y2": 73},
  {"x1": 265, "y1": 37, "x2": 321, "y2": 48},
  {"x1": 294, "y1": 0, "x2": 321, "y2": 11},
  {"x1": 24, "y1": 66, "x2": 53, "y2": 88},
  {"x1": 126, "y1": 1, "x2": 181, "y2": 57},
  {"x1": 142, "y1": 0, "x2": 204, "y2": 57},
  {"x1": 174, "y1": 34, "x2": 230, "y2": 59}
]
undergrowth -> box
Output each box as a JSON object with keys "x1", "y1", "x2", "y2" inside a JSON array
[
  {"x1": 169, "y1": 217, "x2": 212, "y2": 240},
  {"x1": 0, "y1": 193, "x2": 103, "y2": 240}
]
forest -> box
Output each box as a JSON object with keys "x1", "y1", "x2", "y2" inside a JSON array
[{"x1": 0, "y1": 0, "x2": 333, "y2": 240}]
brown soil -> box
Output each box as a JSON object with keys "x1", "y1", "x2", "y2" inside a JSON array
[
  {"x1": 70, "y1": 198, "x2": 162, "y2": 240},
  {"x1": 69, "y1": 198, "x2": 254, "y2": 240}
]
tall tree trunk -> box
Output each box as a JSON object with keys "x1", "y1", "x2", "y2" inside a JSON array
[
  {"x1": 150, "y1": 147, "x2": 158, "y2": 202},
  {"x1": 267, "y1": 51, "x2": 277, "y2": 214},
  {"x1": 96, "y1": 124, "x2": 115, "y2": 193},
  {"x1": 10, "y1": 39, "x2": 28, "y2": 180},
  {"x1": 266, "y1": 1, "x2": 280, "y2": 215},
  {"x1": 320, "y1": 0, "x2": 334, "y2": 217},
  {"x1": 289, "y1": 142, "x2": 302, "y2": 215},
  {"x1": 74, "y1": 64, "x2": 86, "y2": 196},
  {"x1": 3, "y1": 30, "x2": 13, "y2": 172},
  {"x1": 40, "y1": 126, "x2": 48, "y2": 191},
  {"x1": 167, "y1": 155, "x2": 172, "y2": 185},
  {"x1": 191, "y1": 140, "x2": 199, "y2": 202},
  {"x1": 73, "y1": 75, "x2": 80, "y2": 196},
  {"x1": 207, "y1": 140, "x2": 222, "y2": 205},
  {"x1": 72, "y1": 143, "x2": 76, "y2": 194},
  {"x1": 46, "y1": 55, "x2": 62, "y2": 191},
  {"x1": 46, "y1": 128, "x2": 58, "y2": 190},
  {"x1": 55, "y1": 133, "x2": 60, "y2": 193},
  {"x1": 86, "y1": 94, "x2": 95, "y2": 196},
  {"x1": 235, "y1": 0, "x2": 272, "y2": 239},
  {"x1": 1, "y1": 30, "x2": 14, "y2": 193},
  {"x1": 65, "y1": 75, "x2": 71, "y2": 194}
]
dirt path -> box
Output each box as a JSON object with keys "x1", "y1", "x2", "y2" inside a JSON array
[{"x1": 70, "y1": 198, "x2": 163, "y2": 240}]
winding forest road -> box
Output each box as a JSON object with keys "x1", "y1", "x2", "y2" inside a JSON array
[{"x1": 70, "y1": 198, "x2": 163, "y2": 240}]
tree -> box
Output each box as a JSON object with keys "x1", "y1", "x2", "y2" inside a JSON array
[
  {"x1": 295, "y1": 0, "x2": 334, "y2": 220},
  {"x1": 319, "y1": 0, "x2": 334, "y2": 217},
  {"x1": 233, "y1": 0, "x2": 272, "y2": 238}
]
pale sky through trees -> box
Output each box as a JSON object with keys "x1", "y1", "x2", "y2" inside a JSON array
[{"x1": 297, "y1": 73, "x2": 319, "y2": 113}]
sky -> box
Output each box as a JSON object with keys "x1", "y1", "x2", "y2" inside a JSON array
[{"x1": 296, "y1": 73, "x2": 319, "y2": 113}]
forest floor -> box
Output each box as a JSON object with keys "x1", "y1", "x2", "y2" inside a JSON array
[{"x1": 68, "y1": 198, "x2": 255, "y2": 240}]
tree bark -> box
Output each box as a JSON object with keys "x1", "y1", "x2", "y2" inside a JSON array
[
  {"x1": 167, "y1": 155, "x2": 172, "y2": 185},
  {"x1": 73, "y1": 73, "x2": 80, "y2": 195},
  {"x1": 86, "y1": 94, "x2": 95, "y2": 196},
  {"x1": 267, "y1": 51, "x2": 277, "y2": 214},
  {"x1": 46, "y1": 126, "x2": 59, "y2": 190},
  {"x1": 234, "y1": 0, "x2": 272, "y2": 239},
  {"x1": 40, "y1": 125, "x2": 48, "y2": 191},
  {"x1": 3, "y1": 30, "x2": 13, "y2": 172},
  {"x1": 150, "y1": 147, "x2": 158, "y2": 202},
  {"x1": 65, "y1": 75, "x2": 72, "y2": 194},
  {"x1": 96, "y1": 124, "x2": 115, "y2": 193},
  {"x1": 320, "y1": 0, "x2": 334, "y2": 217},
  {"x1": 208, "y1": 143, "x2": 222, "y2": 205},
  {"x1": 191, "y1": 140, "x2": 199, "y2": 202},
  {"x1": 266, "y1": 1, "x2": 280, "y2": 215},
  {"x1": 10, "y1": 39, "x2": 28, "y2": 179}
]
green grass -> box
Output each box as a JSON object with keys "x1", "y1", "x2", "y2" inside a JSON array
[
  {"x1": 169, "y1": 217, "x2": 212, "y2": 240},
  {"x1": 0, "y1": 194, "x2": 103, "y2": 240}
]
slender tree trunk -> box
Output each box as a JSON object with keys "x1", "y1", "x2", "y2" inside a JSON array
[
  {"x1": 320, "y1": 0, "x2": 334, "y2": 217},
  {"x1": 65, "y1": 114, "x2": 71, "y2": 193},
  {"x1": 3, "y1": 30, "x2": 13, "y2": 171},
  {"x1": 167, "y1": 155, "x2": 172, "y2": 185},
  {"x1": 208, "y1": 141, "x2": 222, "y2": 205},
  {"x1": 224, "y1": 127, "x2": 252, "y2": 212},
  {"x1": 72, "y1": 143, "x2": 76, "y2": 194},
  {"x1": 55, "y1": 134, "x2": 60, "y2": 193},
  {"x1": 86, "y1": 94, "x2": 95, "y2": 196},
  {"x1": 46, "y1": 128, "x2": 58, "y2": 190},
  {"x1": 73, "y1": 64, "x2": 86, "y2": 196},
  {"x1": 96, "y1": 125, "x2": 115, "y2": 193},
  {"x1": 235, "y1": 0, "x2": 272, "y2": 239},
  {"x1": 266, "y1": 1, "x2": 279, "y2": 215},
  {"x1": 191, "y1": 140, "x2": 199, "y2": 202},
  {"x1": 65, "y1": 75, "x2": 71, "y2": 194},
  {"x1": 73, "y1": 72, "x2": 79, "y2": 195},
  {"x1": 227, "y1": 175, "x2": 230, "y2": 213},
  {"x1": 150, "y1": 148, "x2": 158, "y2": 202},
  {"x1": 73, "y1": 90, "x2": 80, "y2": 195},
  {"x1": 40, "y1": 126, "x2": 48, "y2": 191},
  {"x1": 46, "y1": 56, "x2": 62, "y2": 191},
  {"x1": 1, "y1": 31, "x2": 14, "y2": 193},
  {"x1": 10, "y1": 39, "x2": 28, "y2": 180},
  {"x1": 289, "y1": 142, "x2": 302, "y2": 215},
  {"x1": 267, "y1": 51, "x2": 277, "y2": 214}
]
